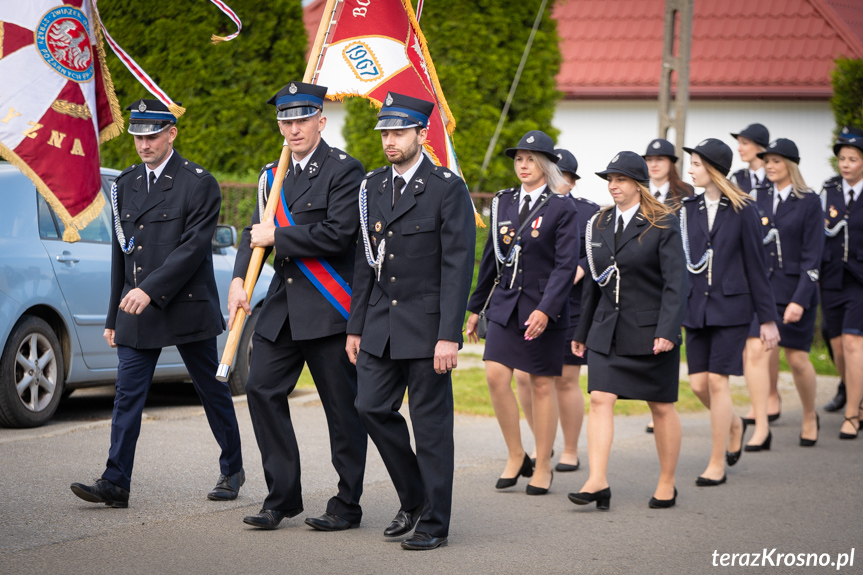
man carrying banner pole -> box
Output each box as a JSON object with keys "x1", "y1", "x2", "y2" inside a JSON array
[{"x1": 228, "y1": 82, "x2": 368, "y2": 531}]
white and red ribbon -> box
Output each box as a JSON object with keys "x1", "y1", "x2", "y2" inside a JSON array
[{"x1": 209, "y1": 0, "x2": 242, "y2": 44}]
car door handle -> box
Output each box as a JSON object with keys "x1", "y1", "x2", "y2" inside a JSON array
[{"x1": 56, "y1": 252, "x2": 80, "y2": 263}]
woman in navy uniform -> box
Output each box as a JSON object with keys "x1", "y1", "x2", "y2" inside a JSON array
[
  {"x1": 465, "y1": 131, "x2": 579, "y2": 496},
  {"x1": 680, "y1": 139, "x2": 779, "y2": 486},
  {"x1": 643, "y1": 138, "x2": 694, "y2": 211},
  {"x1": 642, "y1": 138, "x2": 693, "y2": 434},
  {"x1": 730, "y1": 123, "x2": 770, "y2": 194},
  {"x1": 742, "y1": 139, "x2": 823, "y2": 449},
  {"x1": 820, "y1": 131, "x2": 863, "y2": 439},
  {"x1": 569, "y1": 152, "x2": 687, "y2": 510},
  {"x1": 513, "y1": 149, "x2": 598, "y2": 472}
]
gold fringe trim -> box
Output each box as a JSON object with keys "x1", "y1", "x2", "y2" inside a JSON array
[
  {"x1": 1, "y1": 21, "x2": 5, "y2": 60},
  {"x1": 474, "y1": 211, "x2": 485, "y2": 228},
  {"x1": 169, "y1": 103, "x2": 187, "y2": 118},
  {"x1": 211, "y1": 34, "x2": 227, "y2": 45},
  {"x1": 400, "y1": 0, "x2": 456, "y2": 135},
  {"x1": 89, "y1": 0, "x2": 125, "y2": 144},
  {"x1": 0, "y1": 141, "x2": 107, "y2": 241}
]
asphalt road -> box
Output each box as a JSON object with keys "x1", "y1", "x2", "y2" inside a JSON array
[{"x1": 0, "y1": 362, "x2": 860, "y2": 575}]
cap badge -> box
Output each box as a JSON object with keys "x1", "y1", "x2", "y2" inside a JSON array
[
  {"x1": 385, "y1": 94, "x2": 394, "y2": 106},
  {"x1": 289, "y1": 83, "x2": 298, "y2": 94},
  {"x1": 557, "y1": 153, "x2": 563, "y2": 159},
  {"x1": 850, "y1": 138, "x2": 858, "y2": 143},
  {"x1": 138, "y1": 101, "x2": 147, "y2": 113},
  {"x1": 612, "y1": 154, "x2": 620, "y2": 163},
  {"x1": 374, "y1": 221, "x2": 382, "y2": 232},
  {"x1": 652, "y1": 141, "x2": 661, "y2": 149},
  {"x1": 769, "y1": 141, "x2": 777, "y2": 148},
  {"x1": 526, "y1": 136, "x2": 535, "y2": 144},
  {"x1": 842, "y1": 127, "x2": 849, "y2": 134},
  {"x1": 698, "y1": 139, "x2": 709, "y2": 147}
]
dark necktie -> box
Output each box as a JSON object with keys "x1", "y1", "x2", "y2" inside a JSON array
[
  {"x1": 393, "y1": 176, "x2": 405, "y2": 207},
  {"x1": 148, "y1": 171, "x2": 156, "y2": 193},
  {"x1": 774, "y1": 194, "x2": 782, "y2": 215},
  {"x1": 519, "y1": 195, "x2": 531, "y2": 224},
  {"x1": 293, "y1": 163, "x2": 301, "y2": 183},
  {"x1": 848, "y1": 189, "x2": 856, "y2": 213},
  {"x1": 614, "y1": 215, "x2": 624, "y2": 249},
  {"x1": 654, "y1": 190, "x2": 662, "y2": 199}
]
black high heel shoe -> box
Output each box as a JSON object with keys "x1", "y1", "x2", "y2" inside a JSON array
[
  {"x1": 648, "y1": 487, "x2": 677, "y2": 509},
  {"x1": 799, "y1": 414, "x2": 820, "y2": 447},
  {"x1": 568, "y1": 487, "x2": 611, "y2": 510},
  {"x1": 495, "y1": 454, "x2": 534, "y2": 489},
  {"x1": 525, "y1": 471, "x2": 553, "y2": 496},
  {"x1": 725, "y1": 416, "x2": 747, "y2": 466},
  {"x1": 839, "y1": 416, "x2": 859, "y2": 440},
  {"x1": 744, "y1": 430, "x2": 772, "y2": 452}
]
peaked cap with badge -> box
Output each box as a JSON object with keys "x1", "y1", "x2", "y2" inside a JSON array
[
  {"x1": 731, "y1": 123, "x2": 770, "y2": 148},
  {"x1": 554, "y1": 148, "x2": 580, "y2": 179},
  {"x1": 595, "y1": 151, "x2": 650, "y2": 184},
  {"x1": 505, "y1": 130, "x2": 559, "y2": 163},
  {"x1": 758, "y1": 138, "x2": 800, "y2": 164},
  {"x1": 643, "y1": 138, "x2": 679, "y2": 164},
  {"x1": 684, "y1": 138, "x2": 734, "y2": 176},
  {"x1": 126, "y1": 98, "x2": 179, "y2": 135},
  {"x1": 374, "y1": 92, "x2": 435, "y2": 130},
  {"x1": 267, "y1": 82, "x2": 328, "y2": 120}
]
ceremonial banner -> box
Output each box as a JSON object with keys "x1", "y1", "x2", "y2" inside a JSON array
[
  {"x1": 313, "y1": 0, "x2": 461, "y2": 176},
  {"x1": 0, "y1": 0, "x2": 123, "y2": 241}
]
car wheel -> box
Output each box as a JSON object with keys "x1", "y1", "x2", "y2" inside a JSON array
[
  {"x1": 228, "y1": 306, "x2": 259, "y2": 396},
  {"x1": 0, "y1": 315, "x2": 65, "y2": 428}
]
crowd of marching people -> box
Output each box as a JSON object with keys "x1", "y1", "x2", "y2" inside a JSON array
[{"x1": 465, "y1": 122, "x2": 863, "y2": 510}]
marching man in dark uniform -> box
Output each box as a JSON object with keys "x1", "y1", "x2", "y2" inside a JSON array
[
  {"x1": 346, "y1": 92, "x2": 476, "y2": 550},
  {"x1": 71, "y1": 99, "x2": 243, "y2": 508},
  {"x1": 228, "y1": 82, "x2": 368, "y2": 530}
]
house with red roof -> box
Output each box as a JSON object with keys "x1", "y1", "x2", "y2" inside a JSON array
[{"x1": 304, "y1": 0, "x2": 863, "y2": 203}]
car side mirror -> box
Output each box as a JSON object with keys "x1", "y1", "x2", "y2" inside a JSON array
[{"x1": 212, "y1": 224, "x2": 237, "y2": 249}]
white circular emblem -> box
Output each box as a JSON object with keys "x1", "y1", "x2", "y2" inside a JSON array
[
  {"x1": 842, "y1": 127, "x2": 849, "y2": 134},
  {"x1": 289, "y1": 83, "x2": 298, "y2": 94},
  {"x1": 652, "y1": 141, "x2": 661, "y2": 149},
  {"x1": 851, "y1": 138, "x2": 858, "y2": 143},
  {"x1": 612, "y1": 154, "x2": 620, "y2": 163},
  {"x1": 526, "y1": 136, "x2": 535, "y2": 144},
  {"x1": 698, "y1": 139, "x2": 709, "y2": 147},
  {"x1": 35, "y1": 6, "x2": 94, "y2": 83},
  {"x1": 138, "y1": 101, "x2": 147, "y2": 113},
  {"x1": 769, "y1": 141, "x2": 777, "y2": 148},
  {"x1": 385, "y1": 94, "x2": 394, "y2": 106},
  {"x1": 557, "y1": 153, "x2": 563, "y2": 159}
]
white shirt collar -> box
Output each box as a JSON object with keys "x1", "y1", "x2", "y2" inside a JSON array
[
  {"x1": 650, "y1": 180, "x2": 670, "y2": 202},
  {"x1": 614, "y1": 202, "x2": 640, "y2": 231},
  {"x1": 773, "y1": 184, "x2": 792, "y2": 214},
  {"x1": 519, "y1": 183, "x2": 548, "y2": 209},
  {"x1": 842, "y1": 178, "x2": 863, "y2": 203},
  {"x1": 391, "y1": 153, "x2": 424, "y2": 187},
  {"x1": 751, "y1": 166, "x2": 766, "y2": 184},
  {"x1": 146, "y1": 149, "x2": 174, "y2": 189},
  {"x1": 292, "y1": 146, "x2": 319, "y2": 173}
]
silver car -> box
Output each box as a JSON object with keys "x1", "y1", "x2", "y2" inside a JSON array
[{"x1": 0, "y1": 163, "x2": 273, "y2": 428}]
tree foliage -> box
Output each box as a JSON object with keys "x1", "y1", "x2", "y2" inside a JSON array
[
  {"x1": 830, "y1": 58, "x2": 863, "y2": 135},
  {"x1": 342, "y1": 0, "x2": 562, "y2": 193},
  {"x1": 97, "y1": 0, "x2": 307, "y2": 173}
]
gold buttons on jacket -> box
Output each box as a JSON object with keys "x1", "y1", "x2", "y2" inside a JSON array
[
  {"x1": 388, "y1": 254, "x2": 394, "y2": 260},
  {"x1": 392, "y1": 300, "x2": 398, "y2": 306},
  {"x1": 287, "y1": 278, "x2": 293, "y2": 284},
  {"x1": 387, "y1": 231, "x2": 394, "y2": 238},
  {"x1": 390, "y1": 277, "x2": 396, "y2": 283},
  {"x1": 136, "y1": 267, "x2": 142, "y2": 272},
  {"x1": 139, "y1": 225, "x2": 144, "y2": 230},
  {"x1": 137, "y1": 246, "x2": 142, "y2": 251}
]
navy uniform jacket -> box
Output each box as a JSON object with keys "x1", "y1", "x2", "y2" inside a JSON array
[
  {"x1": 347, "y1": 156, "x2": 476, "y2": 359},
  {"x1": 568, "y1": 197, "x2": 600, "y2": 327},
  {"x1": 731, "y1": 169, "x2": 760, "y2": 194},
  {"x1": 107, "y1": 151, "x2": 225, "y2": 349},
  {"x1": 467, "y1": 188, "x2": 579, "y2": 331},
  {"x1": 573, "y1": 208, "x2": 687, "y2": 356},
  {"x1": 233, "y1": 141, "x2": 364, "y2": 342},
  {"x1": 681, "y1": 195, "x2": 776, "y2": 329},
  {"x1": 820, "y1": 175, "x2": 863, "y2": 289},
  {"x1": 752, "y1": 182, "x2": 823, "y2": 308}
]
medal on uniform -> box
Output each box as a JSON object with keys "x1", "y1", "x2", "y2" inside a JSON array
[
  {"x1": 531, "y1": 216, "x2": 542, "y2": 238},
  {"x1": 503, "y1": 235, "x2": 512, "y2": 244},
  {"x1": 531, "y1": 230, "x2": 539, "y2": 238},
  {"x1": 500, "y1": 226, "x2": 508, "y2": 234},
  {"x1": 372, "y1": 236, "x2": 377, "y2": 246},
  {"x1": 374, "y1": 221, "x2": 382, "y2": 232},
  {"x1": 829, "y1": 206, "x2": 838, "y2": 218},
  {"x1": 761, "y1": 216, "x2": 769, "y2": 226}
]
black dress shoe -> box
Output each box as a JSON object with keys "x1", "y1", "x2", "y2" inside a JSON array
[
  {"x1": 839, "y1": 416, "x2": 859, "y2": 440},
  {"x1": 799, "y1": 414, "x2": 820, "y2": 447},
  {"x1": 401, "y1": 531, "x2": 448, "y2": 550},
  {"x1": 645, "y1": 423, "x2": 654, "y2": 434},
  {"x1": 383, "y1": 503, "x2": 423, "y2": 537},
  {"x1": 648, "y1": 487, "x2": 677, "y2": 509},
  {"x1": 824, "y1": 382, "x2": 846, "y2": 412},
  {"x1": 744, "y1": 431, "x2": 772, "y2": 452},
  {"x1": 525, "y1": 471, "x2": 552, "y2": 495},
  {"x1": 495, "y1": 453, "x2": 534, "y2": 489},
  {"x1": 555, "y1": 460, "x2": 580, "y2": 472},
  {"x1": 207, "y1": 469, "x2": 245, "y2": 501},
  {"x1": 695, "y1": 475, "x2": 726, "y2": 487},
  {"x1": 725, "y1": 416, "x2": 747, "y2": 467},
  {"x1": 70, "y1": 479, "x2": 130, "y2": 508},
  {"x1": 567, "y1": 487, "x2": 611, "y2": 510},
  {"x1": 304, "y1": 512, "x2": 359, "y2": 531},
  {"x1": 243, "y1": 508, "x2": 302, "y2": 530}
]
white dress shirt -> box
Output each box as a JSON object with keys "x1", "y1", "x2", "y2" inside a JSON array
[{"x1": 146, "y1": 149, "x2": 174, "y2": 192}]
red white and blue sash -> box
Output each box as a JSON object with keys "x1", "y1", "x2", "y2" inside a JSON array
[{"x1": 267, "y1": 167, "x2": 352, "y2": 320}]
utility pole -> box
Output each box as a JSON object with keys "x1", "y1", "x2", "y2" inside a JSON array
[{"x1": 657, "y1": 0, "x2": 693, "y2": 168}]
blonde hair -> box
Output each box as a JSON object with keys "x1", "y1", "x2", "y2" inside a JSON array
[
  {"x1": 702, "y1": 157, "x2": 752, "y2": 211},
  {"x1": 516, "y1": 151, "x2": 569, "y2": 195},
  {"x1": 784, "y1": 158, "x2": 812, "y2": 198}
]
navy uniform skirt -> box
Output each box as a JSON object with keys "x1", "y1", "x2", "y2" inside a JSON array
[
  {"x1": 587, "y1": 346, "x2": 680, "y2": 403},
  {"x1": 747, "y1": 302, "x2": 817, "y2": 352},
  {"x1": 484, "y1": 312, "x2": 566, "y2": 377}
]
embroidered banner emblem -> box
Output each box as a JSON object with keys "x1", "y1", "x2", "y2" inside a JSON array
[
  {"x1": 267, "y1": 168, "x2": 352, "y2": 319},
  {"x1": 35, "y1": 6, "x2": 94, "y2": 83}
]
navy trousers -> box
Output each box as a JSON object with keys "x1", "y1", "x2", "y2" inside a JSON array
[
  {"x1": 245, "y1": 325, "x2": 367, "y2": 522},
  {"x1": 355, "y1": 348, "x2": 454, "y2": 538},
  {"x1": 102, "y1": 338, "x2": 243, "y2": 491}
]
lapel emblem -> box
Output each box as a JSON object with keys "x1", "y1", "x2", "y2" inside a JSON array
[
  {"x1": 196, "y1": 168, "x2": 202, "y2": 174},
  {"x1": 829, "y1": 205, "x2": 838, "y2": 218},
  {"x1": 340, "y1": 154, "x2": 346, "y2": 160},
  {"x1": 499, "y1": 226, "x2": 508, "y2": 234},
  {"x1": 374, "y1": 221, "x2": 382, "y2": 232},
  {"x1": 503, "y1": 235, "x2": 512, "y2": 244},
  {"x1": 416, "y1": 178, "x2": 423, "y2": 185},
  {"x1": 309, "y1": 161, "x2": 319, "y2": 174},
  {"x1": 164, "y1": 174, "x2": 172, "y2": 179},
  {"x1": 761, "y1": 216, "x2": 769, "y2": 226},
  {"x1": 366, "y1": 170, "x2": 375, "y2": 176},
  {"x1": 443, "y1": 171, "x2": 452, "y2": 178}
]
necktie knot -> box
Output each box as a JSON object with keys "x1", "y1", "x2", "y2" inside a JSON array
[
  {"x1": 293, "y1": 163, "x2": 301, "y2": 183},
  {"x1": 148, "y1": 171, "x2": 156, "y2": 192},
  {"x1": 393, "y1": 176, "x2": 406, "y2": 207},
  {"x1": 654, "y1": 190, "x2": 662, "y2": 199}
]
